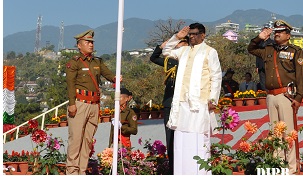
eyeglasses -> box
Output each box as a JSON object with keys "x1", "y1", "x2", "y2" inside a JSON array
[{"x1": 187, "y1": 32, "x2": 202, "y2": 37}]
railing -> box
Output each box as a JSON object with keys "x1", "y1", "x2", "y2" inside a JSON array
[{"x1": 3, "y1": 100, "x2": 69, "y2": 144}]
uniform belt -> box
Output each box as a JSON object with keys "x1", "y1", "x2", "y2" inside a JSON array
[
  {"x1": 268, "y1": 87, "x2": 288, "y2": 95},
  {"x1": 76, "y1": 89, "x2": 100, "y2": 104},
  {"x1": 76, "y1": 89, "x2": 100, "y2": 96}
]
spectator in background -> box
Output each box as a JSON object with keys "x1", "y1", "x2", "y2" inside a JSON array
[
  {"x1": 222, "y1": 68, "x2": 239, "y2": 98},
  {"x1": 127, "y1": 91, "x2": 137, "y2": 109},
  {"x1": 239, "y1": 72, "x2": 257, "y2": 92},
  {"x1": 150, "y1": 35, "x2": 189, "y2": 175}
]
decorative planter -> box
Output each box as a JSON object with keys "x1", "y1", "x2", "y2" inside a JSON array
[
  {"x1": 59, "y1": 121, "x2": 68, "y2": 127},
  {"x1": 150, "y1": 111, "x2": 160, "y2": 119},
  {"x1": 45, "y1": 123, "x2": 59, "y2": 128},
  {"x1": 140, "y1": 112, "x2": 150, "y2": 120},
  {"x1": 244, "y1": 98, "x2": 256, "y2": 106},
  {"x1": 257, "y1": 97, "x2": 267, "y2": 105},
  {"x1": 18, "y1": 161, "x2": 29, "y2": 174},
  {"x1": 101, "y1": 115, "x2": 112, "y2": 123},
  {"x1": 5, "y1": 162, "x2": 19, "y2": 174},
  {"x1": 233, "y1": 99, "x2": 243, "y2": 106}
]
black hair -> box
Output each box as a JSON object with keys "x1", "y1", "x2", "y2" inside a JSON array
[
  {"x1": 189, "y1": 23, "x2": 206, "y2": 34},
  {"x1": 245, "y1": 72, "x2": 252, "y2": 78}
]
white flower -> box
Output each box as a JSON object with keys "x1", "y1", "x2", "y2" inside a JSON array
[{"x1": 7, "y1": 166, "x2": 15, "y2": 171}]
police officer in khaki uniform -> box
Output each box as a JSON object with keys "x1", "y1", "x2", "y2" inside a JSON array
[
  {"x1": 248, "y1": 20, "x2": 303, "y2": 174},
  {"x1": 108, "y1": 88, "x2": 138, "y2": 149},
  {"x1": 65, "y1": 29, "x2": 118, "y2": 175}
]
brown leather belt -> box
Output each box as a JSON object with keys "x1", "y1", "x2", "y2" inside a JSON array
[
  {"x1": 76, "y1": 89, "x2": 100, "y2": 104},
  {"x1": 268, "y1": 87, "x2": 288, "y2": 95}
]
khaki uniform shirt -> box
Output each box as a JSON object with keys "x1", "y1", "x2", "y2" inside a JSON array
[
  {"x1": 108, "y1": 107, "x2": 138, "y2": 147},
  {"x1": 248, "y1": 36, "x2": 303, "y2": 103},
  {"x1": 66, "y1": 53, "x2": 115, "y2": 105}
]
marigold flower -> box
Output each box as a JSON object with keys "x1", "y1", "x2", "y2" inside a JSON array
[
  {"x1": 100, "y1": 148, "x2": 113, "y2": 168},
  {"x1": 288, "y1": 130, "x2": 298, "y2": 140},
  {"x1": 273, "y1": 121, "x2": 287, "y2": 137},
  {"x1": 285, "y1": 136, "x2": 294, "y2": 148},
  {"x1": 239, "y1": 141, "x2": 251, "y2": 152},
  {"x1": 244, "y1": 121, "x2": 258, "y2": 133}
]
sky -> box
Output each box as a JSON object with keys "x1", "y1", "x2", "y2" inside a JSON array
[{"x1": 3, "y1": 0, "x2": 303, "y2": 37}]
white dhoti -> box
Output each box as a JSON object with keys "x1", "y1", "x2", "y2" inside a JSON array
[{"x1": 173, "y1": 102, "x2": 212, "y2": 175}]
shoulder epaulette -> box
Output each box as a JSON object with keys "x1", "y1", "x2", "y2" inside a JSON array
[
  {"x1": 93, "y1": 56, "x2": 103, "y2": 61},
  {"x1": 289, "y1": 44, "x2": 301, "y2": 51},
  {"x1": 72, "y1": 55, "x2": 80, "y2": 61}
]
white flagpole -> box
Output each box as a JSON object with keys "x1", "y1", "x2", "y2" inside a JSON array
[{"x1": 112, "y1": 0, "x2": 124, "y2": 175}]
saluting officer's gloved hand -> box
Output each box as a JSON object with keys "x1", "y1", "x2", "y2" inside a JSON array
[{"x1": 111, "y1": 118, "x2": 122, "y2": 129}]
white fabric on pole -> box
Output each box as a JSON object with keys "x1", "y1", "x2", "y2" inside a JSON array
[
  {"x1": 112, "y1": 0, "x2": 124, "y2": 175},
  {"x1": 3, "y1": 89, "x2": 16, "y2": 115}
]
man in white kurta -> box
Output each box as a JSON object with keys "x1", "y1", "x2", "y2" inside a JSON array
[{"x1": 163, "y1": 23, "x2": 222, "y2": 175}]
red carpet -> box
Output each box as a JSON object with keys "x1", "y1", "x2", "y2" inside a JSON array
[{"x1": 212, "y1": 105, "x2": 303, "y2": 150}]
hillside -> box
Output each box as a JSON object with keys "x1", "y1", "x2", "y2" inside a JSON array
[{"x1": 4, "y1": 9, "x2": 303, "y2": 55}]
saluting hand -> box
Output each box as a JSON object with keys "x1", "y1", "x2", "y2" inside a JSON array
[
  {"x1": 176, "y1": 26, "x2": 190, "y2": 40},
  {"x1": 259, "y1": 28, "x2": 272, "y2": 40}
]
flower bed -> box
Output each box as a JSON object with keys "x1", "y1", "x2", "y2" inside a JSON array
[{"x1": 86, "y1": 138, "x2": 170, "y2": 175}]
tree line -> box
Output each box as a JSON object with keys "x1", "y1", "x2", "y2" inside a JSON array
[{"x1": 3, "y1": 19, "x2": 258, "y2": 125}]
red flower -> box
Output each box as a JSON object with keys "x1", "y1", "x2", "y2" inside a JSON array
[
  {"x1": 28, "y1": 119, "x2": 38, "y2": 129},
  {"x1": 31, "y1": 129, "x2": 47, "y2": 144}
]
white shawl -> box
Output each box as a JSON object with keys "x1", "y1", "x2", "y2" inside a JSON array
[{"x1": 167, "y1": 42, "x2": 211, "y2": 129}]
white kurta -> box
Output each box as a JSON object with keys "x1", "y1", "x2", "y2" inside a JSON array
[
  {"x1": 163, "y1": 35, "x2": 222, "y2": 134},
  {"x1": 163, "y1": 34, "x2": 222, "y2": 175}
]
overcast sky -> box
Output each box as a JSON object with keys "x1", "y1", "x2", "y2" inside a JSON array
[{"x1": 3, "y1": 0, "x2": 303, "y2": 37}]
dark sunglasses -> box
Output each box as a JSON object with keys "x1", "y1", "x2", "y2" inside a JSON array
[{"x1": 187, "y1": 32, "x2": 202, "y2": 37}]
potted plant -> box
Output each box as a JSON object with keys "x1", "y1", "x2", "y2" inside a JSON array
[
  {"x1": 218, "y1": 97, "x2": 233, "y2": 109},
  {"x1": 4, "y1": 150, "x2": 21, "y2": 174},
  {"x1": 18, "y1": 150, "x2": 30, "y2": 174},
  {"x1": 3, "y1": 150, "x2": 9, "y2": 163},
  {"x1": 140, "y1": 104, "x2": 151, "y2": 119},
  {"x1": 233, "y1": 91, "x2": 244, "y2": 106},
  {"x1": 27, "y1": 119, "x2": 67, "y2": 175},
  {"x1": 256, "y1": 90, "x2": 267, "y2": 105},
  {"x1": 45, "y1": 116, "x2": 60, "y2": 128},
  {"x1": 150, "y1": 103, "x2": 160, "y2": 119},
  {"x1": 100, "y1": 107, "x2": 113, "y2": 123},
  {"x1": 59, "y1": 114, "x2": 68, "y2": 127},
  {"x1": 241, "y1": 90, "x2": 256, "y2": 106}
]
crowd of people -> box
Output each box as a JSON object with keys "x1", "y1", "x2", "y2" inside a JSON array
[{"x1": 65, "y1": 19, "x2": 302, "y2": 175}]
